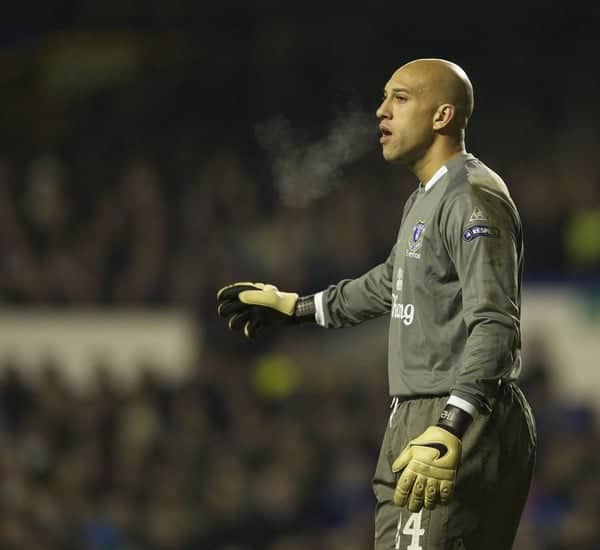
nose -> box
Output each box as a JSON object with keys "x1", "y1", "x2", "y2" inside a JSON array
[{"x1": 376, "y1": 97, "x2": 391, "y2": 120}]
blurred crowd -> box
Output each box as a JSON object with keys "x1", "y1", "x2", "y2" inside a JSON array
[
  {"x1": 0, "y1": 11, "x2": 599, "y2": 550},
  {"x1": 0, "y1": 349, "x2": 383, "y2": 549},
  {"x1": 0, "y1": 139, "x2": 598, "y2": 318},
  {"x1": 0, "y1": 342, "x2": 599, "y2": 549},
  {"x1": 0, "y1": 15, "x2": 599, "y2": 313}
]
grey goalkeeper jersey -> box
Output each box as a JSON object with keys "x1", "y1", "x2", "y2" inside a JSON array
[{"x1": 316, "y1": 153, "x2": 523, "y2": 412}]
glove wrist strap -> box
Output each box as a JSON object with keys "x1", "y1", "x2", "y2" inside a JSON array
[
  {"x1": 294, "y1": 295, "x2": 316, "y2": 323},
  {"x1": 436, "y1": 404, "x2": 473, "y2": 438}
]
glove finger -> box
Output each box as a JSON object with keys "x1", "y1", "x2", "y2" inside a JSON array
[
  {"x1": 217, "y1": 282, "x2": 260, "y2": 301},
  {"x1": 424, "y1": 478, "x2": 439, "y2": 510},
  {"x1": 393, "y1": 467, "x2": 416, "y2": 507},
  {"x1": 244, "y1": 318, "x2": 261, "y2": 339},
  {"x1": 228, "y1": 310, "x2": 253, "y2": 331},
  {"x1": 218, "y1": 300, "x2": 249, "y2": 318},
  {"x1": 439, "y1": 479, "x2": 454, "y2": 505},
  {"x1": 228, "y1": 312, "x2": 254, "y2": 332},
  {"x1": 227, "y1": 313, "x2": 242, "y2": 331},
  {"x1": 408, "y1": 474, "x2": 427, "y2": 513},
  {"x1": 391, "y1": 447, "x2": 412, "y2": 474}
]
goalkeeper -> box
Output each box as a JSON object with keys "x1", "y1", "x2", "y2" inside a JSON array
[{"x1": 217, "y1": 58, "x2": 536, "y2": 550}]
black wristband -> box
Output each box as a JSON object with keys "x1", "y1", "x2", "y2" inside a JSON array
[
  {"x1": 293, "y1": 295, "x2": 316, "y2": 323},
  {"x1": 436, "y1": 404, "x2": 473, "y2": 438}
]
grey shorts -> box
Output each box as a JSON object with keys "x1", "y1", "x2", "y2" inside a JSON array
[{"x1": 372, "y1": 384, "x2": 536, "y2": 550}]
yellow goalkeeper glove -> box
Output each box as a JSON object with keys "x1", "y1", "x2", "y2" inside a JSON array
[
  {"x1": 392, "y1": 425, "x2": 461, "y2": 513},
  {"x1": 217, "y1": 282, "x2": 314, "y2": 339}
]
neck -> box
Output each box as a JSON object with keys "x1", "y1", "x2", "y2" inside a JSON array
[{"x1": 411, "y1": 136, "x2": 466, "y2": 184}]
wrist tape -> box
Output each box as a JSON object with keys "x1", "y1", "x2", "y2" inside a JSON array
[
  {"x1": 294, "y1": 295, "x2": 316, "y2": 322},
  {"x1": 436, "y1": 404, "x2": 473, "y2": 438}
]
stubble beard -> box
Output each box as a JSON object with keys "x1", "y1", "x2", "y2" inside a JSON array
[{"x1": 382, "y1": 142, "x2": 408, "y2": 164}]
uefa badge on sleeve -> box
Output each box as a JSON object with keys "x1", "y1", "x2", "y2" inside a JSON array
[
  {"x1": 406, "y1": 221, "x2": 425, "y2": 259},
  {"x1": 463, "y1": 224, "x2": 500, "y2": 242}
]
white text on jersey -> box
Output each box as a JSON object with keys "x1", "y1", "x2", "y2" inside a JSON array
[{"x1": 391, "y1": 293, "x2": 415, "y2": 326}]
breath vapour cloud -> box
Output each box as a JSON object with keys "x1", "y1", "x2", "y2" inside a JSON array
[{"x1": 256, "y1": 107, "x2": 375, "y2": 207}]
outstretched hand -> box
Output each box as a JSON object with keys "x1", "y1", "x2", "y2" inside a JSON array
[{"x1": 217, "y1": 282, "x2": 299, "y2": 339}]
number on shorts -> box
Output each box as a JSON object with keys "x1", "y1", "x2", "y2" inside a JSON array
[{"x1": 395, "y1": 511, "x2": 425, "y2": 550}]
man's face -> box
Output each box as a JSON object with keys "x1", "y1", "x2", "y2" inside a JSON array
[{"x1": 376, "y1": 68, "x2": 437, "y2": 164}]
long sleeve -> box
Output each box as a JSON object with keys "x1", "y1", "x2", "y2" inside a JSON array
[
  {"x1": 317, "y1": 189, "x2": 420, "y2": 329},
  {"x1": 441, "y1": 186, "x2": 523, "y2": 411},
  {"x1": 318, "y1": 244, "x2": 397, "y2": 327}
]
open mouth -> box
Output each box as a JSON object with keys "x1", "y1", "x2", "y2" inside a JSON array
[{"x1": 380, "y1": 127, "x2": 392, "y2": 143}]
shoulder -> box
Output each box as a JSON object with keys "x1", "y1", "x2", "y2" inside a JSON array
[
  {"x1": 442, "y1": 154, "x2": 520, "y2": 224},
  {"x1": 444, "y1": 154, "x2": 515, "y2": 205}
]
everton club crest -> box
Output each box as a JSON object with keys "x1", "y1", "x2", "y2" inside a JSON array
[{"x1": 406, "y1": 220, "x2": 425, "y2": 259}]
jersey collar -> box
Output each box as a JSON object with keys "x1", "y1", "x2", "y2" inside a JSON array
[{"x1": 421, "y1": 165, "x2": 448, "y2": 193}]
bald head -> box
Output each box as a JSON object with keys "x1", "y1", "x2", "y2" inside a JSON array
[
  {"x1": 376, "y1": 58, "x2": 474, "y2": 169},
  {"x1": 392, "y1": 58, "x2": 474, "y2": 130}
]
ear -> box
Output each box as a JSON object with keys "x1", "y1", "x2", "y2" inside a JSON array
[{"x1": 433, "y1": 104, "x2": 455, "y2": 130}]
